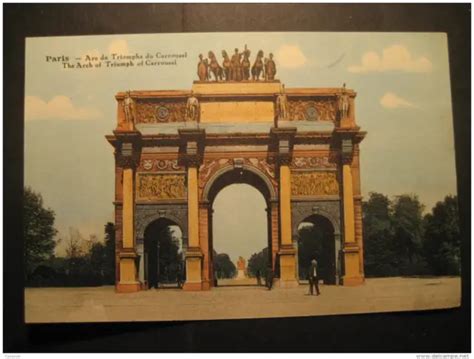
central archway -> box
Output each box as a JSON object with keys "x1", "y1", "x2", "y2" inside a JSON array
[
  {"x1": 203, "y1": 165, "x2": 277, "y2": 287},
  {"x1": 212, "y1": 184, "x2": 267, "y2": 285}
]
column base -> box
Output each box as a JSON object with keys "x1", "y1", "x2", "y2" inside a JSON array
[
  {"x1": 201, "y1": 280, "x2": 212, "y2": 290},
  {"x1": 184, "y1": 246, "x2": 203, "y2": 290},
  {"x1": 182, "y1": 281, "x2": 203, "y2": 291},
  {"x1": 279, "y1": 245, "x2": 297, "y2": 283},
  {"x1": 116, "y1": 281, "x2": 141, "y2": 293},
  {"x1": 342, "y1": 276, "x2": 364, "y2": 286}
]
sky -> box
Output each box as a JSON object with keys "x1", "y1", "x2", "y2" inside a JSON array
[{"x1": 24, "y1": 32, "x2": 457, "y2": 261}]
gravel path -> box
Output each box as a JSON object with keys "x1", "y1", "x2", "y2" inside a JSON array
[{"x1": 24, "y1": 276, "x2": 461, "y2": 323}]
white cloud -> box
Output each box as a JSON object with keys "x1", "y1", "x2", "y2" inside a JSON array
[
  {"x1": 380, "y1": 92, "x2": 417, "y2": 109},
  {"x1": 276, "y1": 44, "x2": 307, "y2": 68},
  {"x1": 25, "y1": 95, "x2": 102, "y2": 120},
  {"x1": 108, "y1": 39, "x2": 129, "y2": 55},
  {"x1": 348, "y1": 45, "x2": 433, "y2": 73}
]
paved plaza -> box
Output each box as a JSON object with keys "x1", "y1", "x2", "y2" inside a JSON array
[{"x1": 25, "y1": 276, "x2": 461, "y2": 323}]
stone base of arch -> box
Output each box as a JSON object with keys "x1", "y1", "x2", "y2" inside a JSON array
[
  {"x1": 116, "y1": 251, "x2": 141, "y2": 293},
  {"x1": 116, "y1": 282, "x2": 141, "y2": 293},
  {"x1": 278, "y1": 245, "x2": 299, "y2": 288},
  {"x1": 183, "y1": 247, "x2": 204, "y2": 291},
  {"x1": 342, "y1": 243, "x2": 364, "y2": 286}
]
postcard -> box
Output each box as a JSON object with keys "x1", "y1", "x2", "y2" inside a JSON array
[{"x1": 24, "y1": 32, "x2": 460, "y2": 323}]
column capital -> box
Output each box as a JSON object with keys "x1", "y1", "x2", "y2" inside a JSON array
[
  {"x1": 114, "y1": 130, "x2": 142, "y2": 168},
  {"x1": 178, "y1": 128, "x2": 206, "y2": 167},
  {"x1": 271, "y1": 127, "x2": 296, "y2": 166}
]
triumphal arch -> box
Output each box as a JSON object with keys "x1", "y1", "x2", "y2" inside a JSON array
[{"x1": 107, "y1": 49, "x2": 366, "y2": 292}]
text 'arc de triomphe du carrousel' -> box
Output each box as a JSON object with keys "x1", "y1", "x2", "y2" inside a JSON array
[{"x1": 106, "y1": 47, "x2": 366, "y2": 292}]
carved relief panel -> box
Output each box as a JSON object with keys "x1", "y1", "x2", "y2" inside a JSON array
[
  {"x1": 288, "y1": 99, "x2": 337, "y2": 122},
  {"x1": 291, "y1": 172, "x2": 339, "y2": 196},
  {"x1": 136, "y1": 173, "x2": 186, "y2": 201},
  {"x1": 134, "y1": 99, "x2": 187, "y2": 124}
]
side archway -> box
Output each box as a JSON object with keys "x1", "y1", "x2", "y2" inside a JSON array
[
  {"x1": 140, "y1": 217, "x2": 185, "y2": 289},
  {"x1": 295, "y1": 213, "x2": 339, "y2": 285}
]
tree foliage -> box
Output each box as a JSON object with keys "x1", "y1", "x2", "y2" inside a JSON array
[
  {"x1": 423, "y1": 195, "x2": 461, "y2": 275},
  {"x1": 247, "y1": 247, "x2": 269, "y2": 278},
  {"x1": 363, "y1": 193, "x2": 398, "y2": 276},
  {"x1": 391, "y1": 195, "x2": 425, "y2": 272},
  {"x1": 27, "y1": 223, "x2": 117, "y2": 287},
  {"x1": 156, "y1": 226, "x2": 183, "y2": 283},
  {"x1": 24, "y1": 187, "x2": 57, "y2": 278},
  {"x1": 213, "y1": 251, "x2": 237, "y2": 279},
  {"x1": 363, "y1": 192, "x2": 460, "y2": 277},
  {"x1": 88, "y1": 222, "x2": 116, "y2": 284}
]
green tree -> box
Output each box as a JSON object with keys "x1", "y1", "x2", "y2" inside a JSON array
[
  {"x1": 214, "y1": 252, "x2": 237, "y2": 279},
  {"x1": 86, "y1": 222, "x2": 116, "y2": 285},
  {"x1": 362, "y1": 192, "x2": 398, "y2": 277},
  {"x1": 423, "y1": 195, "x2": 461, "y2": 275},
  {"x1": 102, "y1": 222, "x2": 116, "y2": 284},
  {"x1": 247, "y1": 247, "x2": 269, "y2": 278},
  {"x1": 24, "y1": 187, "x2": 57, "y2": 279},
  {"x1": 391, "y1": 194, "x2": 425, "y2": 274},
  {"x1": 157, "y1": 226, "x2": 182, "y2": 283}
]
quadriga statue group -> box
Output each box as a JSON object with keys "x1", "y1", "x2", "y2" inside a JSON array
[{"x1": 197, "y1": 45, "x2": 277, "y2": 82}]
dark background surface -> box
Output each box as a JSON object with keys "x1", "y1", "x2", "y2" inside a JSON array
[{"x1": 4, "y1": 3, "x2": 470, "y2": 353}]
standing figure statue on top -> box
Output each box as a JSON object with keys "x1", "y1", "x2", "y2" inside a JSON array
[
  {"x1": 122, "y1": 90, "x2": 135, "y2": 126},
  {"x1": 264, "y1": 53, "x2": 276, "y2": 81},
  {"x1": 186, "y1": 92, "x2": 200, "y2": 122},
  {"x1": 221, "y1": 50, "x2": 231, "y2": 81},
  {"x1": 230, "y1": 48, "x2": 243, "y2": 81},
  {"x1": 338, "y1": 83, "x2": 350, "y2": 119},
  {"x1": 241, "y1": 45, "x2": 251, "y2": 80},
  {"x1": 276, "y1": 85, "x2": 289, "y2": 121},
  {"x1": 197, "y1": 54, "x2": 209, "y2": 81}
]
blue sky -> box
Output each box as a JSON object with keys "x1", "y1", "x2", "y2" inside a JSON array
[{"x1": 24, "y1": 32, "x2": 457, "y2": 261}]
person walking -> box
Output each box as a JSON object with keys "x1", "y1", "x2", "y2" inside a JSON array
[
  {"x1": 266, "y1": 265, "x2": 274, "y2": 290},
  {"x1": 308, "y1": 259, "x2": 320, "y2": 296},
  {"x1": 256, "y1": 269, "x2": 262, "y2": 286}
]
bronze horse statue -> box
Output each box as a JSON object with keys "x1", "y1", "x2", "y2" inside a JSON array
[
  {"x1": 208, "y1": 51, "x2": 223, "y2": 81},
  {"x1": 221, "y1": 50, "x2": 231, "y2": 81},
  {"x1": 251, "y1": 50, "x2": 264, "y2": 81}
]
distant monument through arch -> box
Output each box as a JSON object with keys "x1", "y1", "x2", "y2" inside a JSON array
[{"x1": 106, "y1": 48, "x2": 366, "y2": 292}]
